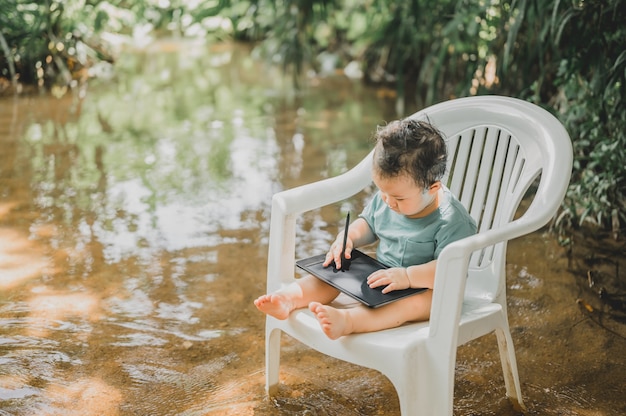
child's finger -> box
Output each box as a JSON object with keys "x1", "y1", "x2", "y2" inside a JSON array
[{"x1": 323, "y1": 252, "x2": 336, "y2": 267}]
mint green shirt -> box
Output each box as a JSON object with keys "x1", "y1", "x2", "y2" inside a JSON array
[{"x1": 360, "y1": 186, "x2": 477, "y2": 267}]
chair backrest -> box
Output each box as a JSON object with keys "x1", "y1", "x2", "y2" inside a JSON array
[{"x1": 407, "y1": 96, "x2": 572, "y2": 302}]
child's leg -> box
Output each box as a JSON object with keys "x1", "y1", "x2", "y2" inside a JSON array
[
  {"x1": 254, "y1": 275, "x2": 340, "y2": 320},
  {"x1": 309, "y1": 289, "x2": 433, "y2": 339}
]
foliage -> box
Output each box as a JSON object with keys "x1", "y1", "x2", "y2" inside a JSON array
[
  {"x1": 1, "y1": 0, "x2": 625, "y2": 237},
  {"x1": 545, "y1": 0, "x2": 626, "y2": 238},
  {"x1": 245, "y1": 0, "x2": 337, "y2": 85},
  {"x1": 0, "y1": 0, "x2": 234, "y2": 89},
  {"x1": 0, "y1": 0, "x2": 114, "y2": 88}
]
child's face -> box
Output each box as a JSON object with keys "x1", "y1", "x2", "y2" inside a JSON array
[{"x1": 373, "y1": 172, "x2": 440, "y2": 218}]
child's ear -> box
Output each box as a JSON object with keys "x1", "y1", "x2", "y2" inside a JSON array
[{"x1": 428, "y1": 181, "x2": 442, "y2": 194}]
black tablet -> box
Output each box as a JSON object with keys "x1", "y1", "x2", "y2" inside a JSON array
[{"x1": 295, "y1": 249, "x2": 427, "y2": 308}]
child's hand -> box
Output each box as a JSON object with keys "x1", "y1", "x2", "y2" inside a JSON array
[
  {"x1": 323, "y1": 236, "x2": 353, "y2": 270},
  {"x1": 367, "y1": 268, "x2": 411, "y2": 294}
]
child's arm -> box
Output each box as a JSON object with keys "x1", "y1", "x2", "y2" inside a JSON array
[
  {"x1": 367, "y1": 260, "x2": 437, "y2": 293},
  {"x1": 323, "y1": 217, "x2": 376, "y2": 269},
  {"x1": 406, "y1": 261, "x2": 436, "y2": 289}
]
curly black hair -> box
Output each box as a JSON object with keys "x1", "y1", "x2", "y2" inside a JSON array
[{"x1": 372, "y1": 118, "x2": 447, "y2": 190}]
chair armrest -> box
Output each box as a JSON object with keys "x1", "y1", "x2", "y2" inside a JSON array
[
  {"x1": 266, "y1": 151, "x2": 374, "y2": 291},
  {"x1": 443, "y1": 216, "x2": 543, "y2": 255},
  {"x1": 272, "y1": 151, "x2": 374, "y2": 216},
  {"x1": 427, "y1": 214, "x2": 550, "y2": 346}
]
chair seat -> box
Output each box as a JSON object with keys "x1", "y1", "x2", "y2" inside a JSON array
[
  {"x1": 269, "y1": 311, "x2": 430, "y2": 373},
  {"x1": 269, "y1": 295, "x2": 502, "y2": 370}
]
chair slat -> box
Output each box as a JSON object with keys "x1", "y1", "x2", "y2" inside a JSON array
[
  {"x1": 447, "y1": 130, "x2": 474, "y2": 198},
  {"x1": 459, "y1": 128, "x2": 485, "y2": 209},
  {"x1": 467, "y1": 128, "x2": 501, "y2": 267},
  {"x1": 480, "y1": 132, "x2": 512, "y2": 233},
  {"x1": 478, "y1": 137, "x2": 524, "y2": 266},
  {"x1": 442, "y1": 134, "x2": 460, "y2": 187},
  {"x1": 469, "y1": 127, "x2": 499, "y2": 227}
]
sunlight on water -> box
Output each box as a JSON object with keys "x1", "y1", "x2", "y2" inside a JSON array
[
  {"x1": 0, "y1": 229, "x2": 50, "y2": 290},
  {"x1": 44, "y1": 377, "x2": 123, "y2": 414}
]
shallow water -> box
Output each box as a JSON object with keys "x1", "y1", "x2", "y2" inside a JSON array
[{"x1": 1, "y1": 42, "x2": 624, "y2": 415}]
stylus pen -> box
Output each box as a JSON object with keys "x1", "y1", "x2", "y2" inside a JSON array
[{"x1": 340, "y1": 212, "x2": 350, "y2": 271}]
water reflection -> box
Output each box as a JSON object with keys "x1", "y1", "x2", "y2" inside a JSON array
[{"x1": 22, "y1": 98, "x2": 278, "y2": 258}]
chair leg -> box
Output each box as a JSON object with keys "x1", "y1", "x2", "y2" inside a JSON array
[
  {"x1": 265, "y1": 322, "x2": 282, "y2": 396},
  {"x1": 391, "y1": 353, "x2": 454, "y2": 416},
  {"x1": 495, "y1": 327, "x2": 526, "y2": 412}
]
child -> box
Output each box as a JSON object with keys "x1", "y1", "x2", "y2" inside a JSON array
[{"x1": 254, "y1": 118, "x2": 477, "y2": 339}]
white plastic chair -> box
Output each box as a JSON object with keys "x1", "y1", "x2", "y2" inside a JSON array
[{"x1": 263, "y1": 96, "x2": 573, "y2": 415}]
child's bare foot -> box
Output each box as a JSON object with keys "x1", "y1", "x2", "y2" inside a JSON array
[
  {"x1": 254, "y1": 294, "x2": 294, "y2": 320},
  {"x1": 308, "y1": 302, "x2": 353, "y2": 340}
]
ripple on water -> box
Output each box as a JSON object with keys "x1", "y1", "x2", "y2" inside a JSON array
[
  {"x1": 109, "y1": 319, "x2": 229, "y2": 345},
  {"x1": 0, "y1": 386, "x2": 39, "y2": 400},
  {"x1": 119, "y1": 353, "x2": 242, "y2": 415},
  {"x1": 181, "y1": 357, "x2": 265, "y2": 415},
  {"x1": 123, "y1": 362, "x2": 184, "y2": 386},
  {"x1": 110, "y1": 332, "x2": 169, "y2": 347}
]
